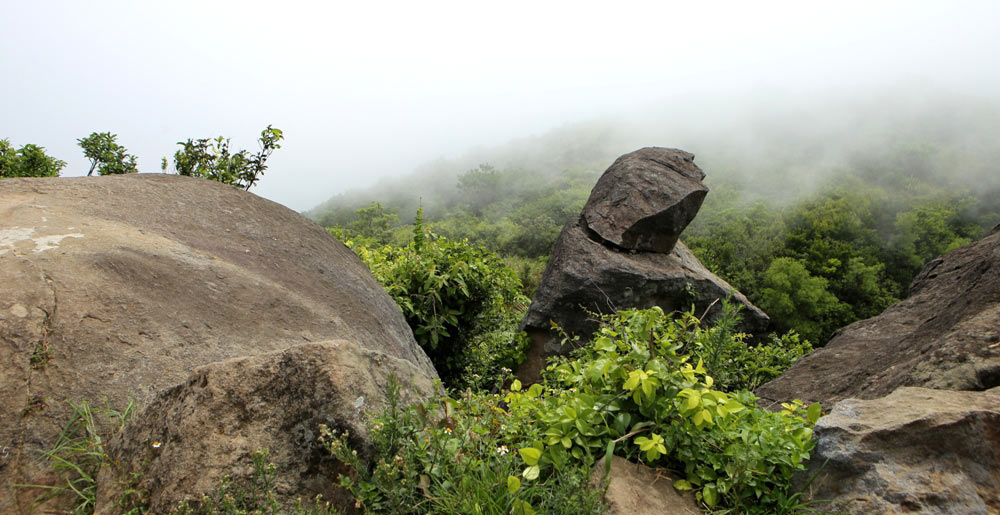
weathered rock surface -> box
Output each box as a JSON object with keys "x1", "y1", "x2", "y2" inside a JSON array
[
  {"x1": 524, "y1": 217, "x2": 768, "y2": 353},
  {"x1": 0, "y1": 174, "x2": 435, "y2": 512},
  {"x1": 799, "y1": 386, "x2": 1000, "y2": 514},
  {"x1": 518, "y1": 149, "x2": 767, "y2": 382},
  {"x1": 756, "y1": 227, "x2": 1000, "y2": 408},
  {"x1": 96, "y1": 340, "x2": 436, "y2": 513},
  {"x1": 582, "y1": 148, "x2": 707, "y2": 253},
  {"x1": 591, "y1": 456, "x2": 701, "y2": 515}
]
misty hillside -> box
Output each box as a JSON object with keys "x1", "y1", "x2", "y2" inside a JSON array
[
  {"x1": 310, "y1": 89, "x2": 1000, "y2": 346},
  {"x1": 307, "y1": 89, "x2": 1000, "y2": 224}
]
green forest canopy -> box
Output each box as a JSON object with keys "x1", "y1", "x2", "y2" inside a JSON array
[{"x1": 313, "y1": 96, "x2": 1000, "y2": 346}]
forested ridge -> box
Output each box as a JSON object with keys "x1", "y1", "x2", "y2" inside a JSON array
[{"x1": 310, "y1": 92, "x2": 1000, "y2": 347}]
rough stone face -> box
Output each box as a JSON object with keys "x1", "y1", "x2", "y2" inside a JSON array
[
  {"x1": 591, "y1": 457, "x2": 701, "y2": 515},
  {"x1": 95, "y1": 340, "x2": 437, "y2": 513},
  {"x1": 582, "y1": 147, "x2": 707, "y2": 253},
  {"x1": 518, "y1": 216, "x2": 768, "y2": 381},
  {"x1": 756, "y1": 228, "x2": 1000, "y2": 409},
  {"x1": 0, "y1": 174, "x2": 435, "y2": 512},
  {"x1": 798, "y1": 386, "x2": 1000, "y2": 514}
]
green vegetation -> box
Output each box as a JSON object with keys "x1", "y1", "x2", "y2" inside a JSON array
[
  {"x1": 0, "y1": 138, "x2": 66, "y2": 177},
  {"x1": 166, "y1": 125, "x2": 284, "y2": 191},
  {"x1": 338, "y1": 209, "x2": 530, "y2": 389},
  {"x1": 30, "y1": 342, "x2": 52, "y2": 369},
  {"x1": 685, "y1": 179, "x2": 991, "y2": 343},
  {"x1": 319, "y1": 155, "x2": 997, "y2": 345},
  {"x1": 78, "y1": 132, "x2": 139, "y2": 176},
  {"x1": 3, "y1": 127, "x2": 282, "y2": 190},
  {"x1": 323, "y1": 377, "x2": 604, "y2": 515},
  {"x1": 14, "y1": 398, "x2": 135, "y2": 514},
  {"x1": 328, "y1": 307, "x2": 817, "y2": 514}
]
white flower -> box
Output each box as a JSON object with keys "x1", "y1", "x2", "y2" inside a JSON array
[
  {"x1": 152, "y1": 441, "x2": 162, "y2": 449},
  {"x1": 496, "y1": 445, "x2": 509, "y2": 456}
]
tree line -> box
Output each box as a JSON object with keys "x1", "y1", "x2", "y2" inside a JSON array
[
  {"x1": 321, "y1": 150, "x2": 998, "y2": 347},
  {"x1": 1, "y1": 126, "x2": 282, "y2": 191}
]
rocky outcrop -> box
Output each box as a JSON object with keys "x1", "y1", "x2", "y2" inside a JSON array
[
  {"x1": 591, "y1": 457, "x2": 701, "y2": 515},
  {"x1": 96, "y1": 340, "x2": 436, "y2": 513},
  {"x1": 756, "y1": 228, "x2": 1000, "y2": 408},
  {"x1": 582, "y1": 148, "x2": 708, "y2": 253},
  {"x1": 519, "y1": 148, "x2": 768, "y2": 381},
  {"x1": 0, "y1": 174, "x2": 436, "y2": 512},
  {"x1": 523, "y1": 217, "x2": 767, "y2": 354},
  {"x1": 799, "y1": 387, "x2": 1000, "y2": 514}
]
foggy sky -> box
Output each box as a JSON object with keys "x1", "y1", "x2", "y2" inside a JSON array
[{"x1": 3, "y1": 0, "x2": 999, "y2": 211}]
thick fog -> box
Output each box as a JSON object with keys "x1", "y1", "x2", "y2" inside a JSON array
[{"x1": 3, "y1": 0, "x2": 999, "y2": 211}]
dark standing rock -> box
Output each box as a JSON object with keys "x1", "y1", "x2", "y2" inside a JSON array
[
  {"x1": 96, "y1": 341, "x2": 437, "y2": 513},
  {"x1": 523, "y1": 217, "x2": 768, "y2": 356},
  {"x1": 0, "y1": 174, "x2": 436, "y2": 513},
  {"x1": 518, "y1": 149, "x2": 768, "y2": 382},
  {"x1": 582, "y1": 148, "x2": 707, "y2": 253},
  {"x1": 798, "y1": 386, "x2": 1000, "y2": 514},
  {"x1": 756, "y1": 228, "x2": 1000, "y2": 409}
]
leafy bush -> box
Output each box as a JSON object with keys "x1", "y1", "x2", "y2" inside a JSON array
[
  {"x1": 673, "y1": 299, "x2": 813, "y2": 392},
  {"x1": 78, "y1": 132, "x2": 138, "y2": 176},
  {"x1": 327, "y1": 307, "x2": 817, "y2": 514},
  {"x1": 322, "y1": 377, "x2": 606, "y2": 515},
  {"x1": 505, "y1": 307, "x2": 819, "y2": 513},
  {"x1": 166, "y1": 125, "x2": 283, "y2": 191},
  {"x1": 346, "y1": 212, "x2": 529, "y2": 389},
  {"x1": 758, "y1": 257, "x2": 851, "y2": 344},
  {"x1": 0, "y1": 138, "x2": 66, "y2": 177}
]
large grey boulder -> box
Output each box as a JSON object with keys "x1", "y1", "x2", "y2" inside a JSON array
[
  {"x1": 0, "y1": 174, "x2": 436, "y2": 512},
  {"x1": 583, "y1": 147, "x2": 707, "y2": 253},
  {"x1": 96, "y1": 340, "x2": 437, "y2": 513},
  {"x1": 756, "y1": 227, "x2": 1000, "y2": 409},
  {"x1": 799, "y1": 386, "x2": 1000, "y2": 514}
]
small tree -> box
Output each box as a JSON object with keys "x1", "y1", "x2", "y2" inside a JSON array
[
  {"x1": 0, "y1": 138, "x2": 66, "y2": 177},
  {"x1": 78, "y1": 132, "x2": 139, "y2": 176},
  {"x1": 166, "y1": 125, "x2": 283, "y2": 191}
]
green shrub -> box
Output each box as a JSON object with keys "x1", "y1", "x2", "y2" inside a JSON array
[
  {"x1": 0, "y1": 138, "x2": 66, "y2": 177},
  {"x1": 506, "y1": 307, "x2": 819, "y2": 513},
  {"x1": 322, "y1": 377, "x2": 606, "y2": 515},
  {"x1": 346, "y1": 211, "x2": 530, "y2": 389},
  {"x1": 671, "y1": 298, "x2": 813, "y2": 392},
  {"x1": 328, "y1": 307, "x2": 817, "y2": 514}
]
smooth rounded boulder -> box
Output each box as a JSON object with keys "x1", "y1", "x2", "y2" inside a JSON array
[{"x1": 0, "y1": 174, "x2": 436, "y2": 512}]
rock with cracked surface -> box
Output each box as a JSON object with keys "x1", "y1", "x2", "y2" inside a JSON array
[
  {"x1": 756, "y1": 226, "x2": 1000, "y2": 409},
  {"x1": 798, "y1": 386, "x2": 1000, "y2": 514},
  {"x1": 518, "y1": 221, "x2": 768, "y2": 382},
  {"x1": 0, "y1": 174, "x2": 436, "y2": 513},
  {"x1": 582, "y1": 147, "x2": 707, "y2": 253},
  {"x1": 517, "y1": 149, "x2": 767, "y2": 383},
  {"x1": 95, "y1": 340, "x2": 437, "y2": 513}
]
